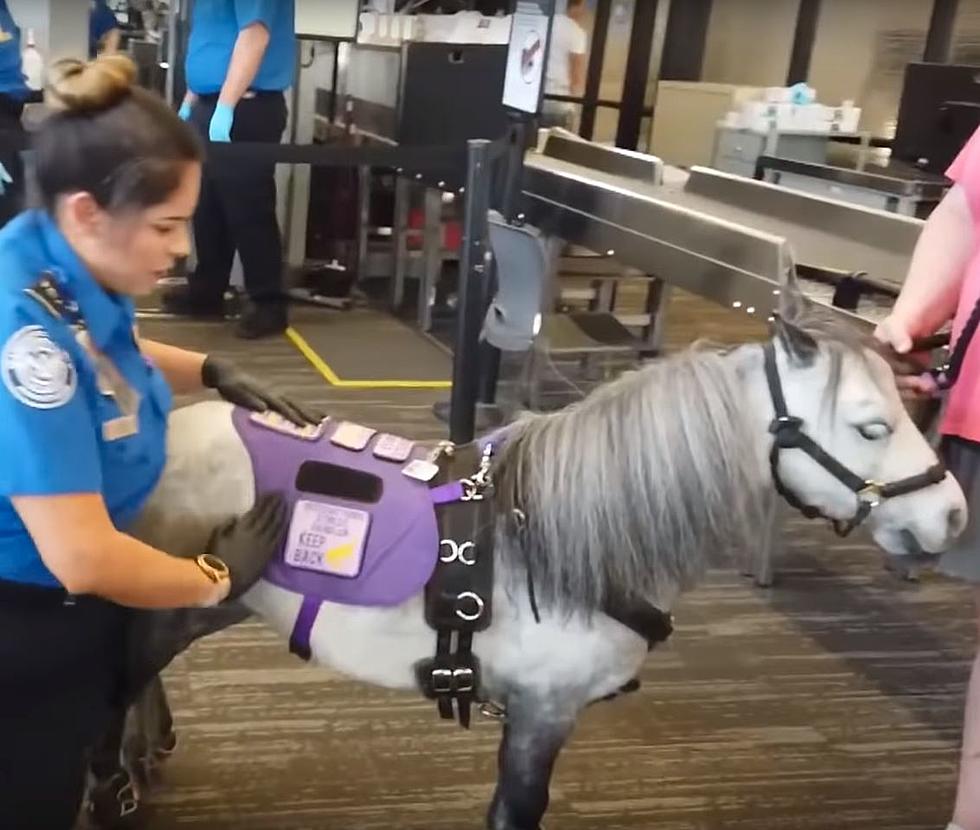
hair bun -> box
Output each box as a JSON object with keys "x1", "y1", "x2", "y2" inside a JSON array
[{"x1": 45, "y1": 54, "x2": 137, "y2": 114}]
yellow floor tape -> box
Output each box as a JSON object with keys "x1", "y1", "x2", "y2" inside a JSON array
[{"x1": 285, "y1": 326, "x2": 453, "y2": 390}]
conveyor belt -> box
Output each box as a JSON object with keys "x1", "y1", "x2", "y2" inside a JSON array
[
  {"x1": 521, "y1": 139, "x2": 924, "y2": 330},
  {"x1": 797, "y1": 279, "x2": 893, "y2": 325},
  {"x1": 659, "y1": 178, "x2": 913, "y2": 288}
]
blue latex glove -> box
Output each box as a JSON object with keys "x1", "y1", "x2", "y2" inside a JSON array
[
  {"x1": 789, "y1": 82, "x2": 816, "y2": 105},
  {"x1": 178, "y1": 99, "x2": 193, "y2": 121},
  {"x1": 209, "y1": 103, "x2": 235, "y2": 142},
  {"x1": 0, "y1": 162, "x2": 13, "y2": 196}
]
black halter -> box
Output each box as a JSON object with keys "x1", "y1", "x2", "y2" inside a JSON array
[{"x1": 763, "y1": 341, "x2": 947, "y2": 537}]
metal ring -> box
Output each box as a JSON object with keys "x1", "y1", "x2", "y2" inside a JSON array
[
  {"x1": 439, "y1": 539, "x2": 477, "y2": 565},
  {"x1": 455, "y1": 591, "x2": 485, "y2": 622}
]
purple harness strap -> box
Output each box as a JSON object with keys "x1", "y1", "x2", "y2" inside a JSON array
[
  {"x1": 430, "y1": 481, "x2": 465, "y2": 505},
  {"x1": 429, "y1": 428, "x2": 510, "y2": 506},
  {"x1": 290, "y1": 596, "x2": 322, "y2": 660}
]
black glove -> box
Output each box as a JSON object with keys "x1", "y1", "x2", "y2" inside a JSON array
[
  {"x1": 202, "y1": 355, "x2": 325, "y2": 427},
  {"x1": 206, "y1": 492, "x2": 289, "y2": 600}
]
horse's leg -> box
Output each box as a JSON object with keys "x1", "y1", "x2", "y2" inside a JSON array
[
  {"x1": 749, "y1": 497, "x2": 781, "y2": 588},
  {"x1": 120, "y1": 675, "x2": 176, "y2": 789},
  {"x1": 86, "y1": 603, "x2": 245, "y2": 828},
  {"x1": 146, "y1": 674, "x2": 177, "y2": 761},
  {"x1": 486, "y1": 694, "x2": 578, "y2": 830},
  {"x1": 86, "y1": 682, "x2": 171, "y2": 828},
  {"x1": 86, "y1": 706, "x2": 141, "y2": 829}
]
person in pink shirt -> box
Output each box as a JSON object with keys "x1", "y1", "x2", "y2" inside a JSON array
[{"x1": 877, "y1": 127, "x2": 980, "y2": 830}]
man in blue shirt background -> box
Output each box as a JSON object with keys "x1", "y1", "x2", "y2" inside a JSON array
[
  {"x1": 163, "y1": 0, "x2": 296, "y2": 339},
  {"x1": 0, "y1": 0, "x2": 30, "y2": 228},
  {"x1": 90, "y1": 0, "x2": 121, "y2": 58}
]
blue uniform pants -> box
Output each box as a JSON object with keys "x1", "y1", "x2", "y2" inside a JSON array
[
  {"x1": 0, "y1": 579, "x2": 126, "y2": 829},
  {"x1": 187, "y1": 92, "x2": 288, "y2": 306}
]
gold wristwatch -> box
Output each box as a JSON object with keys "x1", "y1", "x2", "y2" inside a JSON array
[{"x1": 195, "y1": 554, "x2": 230, "y2": 584}]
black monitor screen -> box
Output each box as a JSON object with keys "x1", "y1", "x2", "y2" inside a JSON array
[{"x1": 893, "y1": 62, "x2": 980, "y2": 174}]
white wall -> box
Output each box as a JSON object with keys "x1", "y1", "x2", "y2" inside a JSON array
[
  {"x1": 808, "y1": 0, "x2": 932, "y2": 135},
  {"x1": 701, "y1": 0, "x2": 800, "y2": 87},
  {"x1": 9, "y1": 0, "x2": 89, "y2": 69}
]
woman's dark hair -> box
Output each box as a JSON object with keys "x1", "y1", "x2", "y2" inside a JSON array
[{"x1": 34, "y1": 54, "x2": 202, "y2": 213}]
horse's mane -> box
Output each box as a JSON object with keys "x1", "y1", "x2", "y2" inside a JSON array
[{"x1": 491, "y1": 299, "x2": 872, "y2": 614}]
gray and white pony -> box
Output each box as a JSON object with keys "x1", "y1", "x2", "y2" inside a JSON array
[{"x1": 97, "y1": 305, "x2": 966, "y2": 830}]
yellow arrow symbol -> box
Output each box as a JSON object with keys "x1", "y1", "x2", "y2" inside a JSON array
[{"x1": 325, "y1": 542, "x2": 355, "y2": 565}]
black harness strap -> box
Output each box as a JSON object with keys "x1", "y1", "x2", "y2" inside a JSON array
[
  {"x1": 603, "y1": 597, "x2": 673, "y2": 651},
  {"x1": 764, "y1": 341, "x2": 947, "y2": 535},
  {"x1": 936, "y1": 292, "x2": 980, "y2": 390},
  {"x1": 418, "y1": 442, "x2": 496, "y2": 729},
  {"x1": 417, "y1": 441, "x2": 675, "y2": 728}
]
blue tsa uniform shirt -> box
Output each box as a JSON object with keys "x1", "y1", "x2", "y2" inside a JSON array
[
  {"x1": 89, "y1": 0, "x2": 119, "y2": 58},
  {"x1": 0, "y1": 211, "x2": 172, "y2": 587},
  {"x1": 186, "y1": 0, "x2": 296, "y2": 95},
  {"x1": 0, "y1": 0, "x2": 28, "y2": 102}
]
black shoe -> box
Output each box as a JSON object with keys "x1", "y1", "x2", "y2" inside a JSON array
[
  {"x1": 236, "y1": 301, "x2": 288, "y2": 339},
  {"x1": 160, "y1": 285, "x2": 226, "y2": 319}
]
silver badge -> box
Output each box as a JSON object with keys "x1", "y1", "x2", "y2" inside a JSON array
[{"x1": 1, "y1": 325, "x2": 77, "y2": 409}]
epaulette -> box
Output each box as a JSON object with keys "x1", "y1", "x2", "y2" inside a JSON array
[{"x1": 22, "y1": 272, "x2": 81, "y2": 324}]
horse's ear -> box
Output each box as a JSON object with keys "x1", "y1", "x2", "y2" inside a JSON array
[
  {"x1": 771, "y1": 312, "x2": 818, "y2": 364},
  {"x1": 772, "y1": 250, "x2": 818, "y2": 363},
  {"x1": 777, "y1": 255, "x2": 807, "y2": 320}
]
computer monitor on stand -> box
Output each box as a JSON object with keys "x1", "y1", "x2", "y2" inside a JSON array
[
  {"x1": 474, "y1": 1, "x2": 555, "y2": 419},
  {"x1": 892, "y1": 62, "x2": 980, "y2": 174}
]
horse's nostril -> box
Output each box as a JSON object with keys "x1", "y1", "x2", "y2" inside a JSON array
[{"x1": 949, "y1": 507, "x2": 967, "y2": 538}]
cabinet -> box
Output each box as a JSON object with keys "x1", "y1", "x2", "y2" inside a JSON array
[{"x1": 649, "y1": 81, "x2": 764, "y2": 168}]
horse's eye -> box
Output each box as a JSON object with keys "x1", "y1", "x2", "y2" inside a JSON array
[{"x1": 857, "y1": 421, "x2": 892, "y2": 441}]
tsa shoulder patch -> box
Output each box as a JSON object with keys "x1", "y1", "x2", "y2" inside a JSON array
[{"x1": 1, "y1": 325, "x2": 77, "y2": 409}]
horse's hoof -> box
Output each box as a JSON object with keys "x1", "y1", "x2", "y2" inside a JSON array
[
  {"x1": 741, "y1": 569, "x2": 775, "y2": 588},
  {"x1": 86, "y1": 771, "x2": 150, "y2": 830},
  {"x1": 884, "y1": 557, "x2": 921, "y2": 582}
]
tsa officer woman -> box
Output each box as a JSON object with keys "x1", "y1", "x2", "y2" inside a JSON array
[{"x1": 0, "y1": 54, "x2": 318, "y2": 829}]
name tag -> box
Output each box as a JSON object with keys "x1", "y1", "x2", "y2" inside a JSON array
[
  {"x1": 330, "y1": 421, "x2": 376, "y2": 451},
  {"x1": 402, "y1": 459, "x2": 439, "y2": 483},
  {"x1": 102, "y1": 414, "x2": 139, "y2": 442},
  {"x1": 250, "y1": 409, "x2": 327, "y2": 441},
  {"x1": 373, "y1": 433, "x2": 415, "y2": 463}
]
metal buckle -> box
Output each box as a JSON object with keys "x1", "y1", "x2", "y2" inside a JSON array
[
  {"x1": 460, "y1": 477, "x2": 484, "y2": 502},
  {"x1": 858, "y1": 481, "x2": 884, "y2": 508},
  {"x1": 769, "y1": 415, "x2": 804, "y2": 448},
  {"x1": 453, "y1": 667, "x2": 475, "y2": 693},
  {"x1": 427, "y1": 440, "x2": 456, "y2": 464},
  {"x1": 455, "y1": 591, "x2": 486, "y2": 622},
  {"x1": 459, "y1": 443, "x2": 495, "y2": 502},
  {"x1": 431, "y1": 667, "x2": 453, "y2": 694}
]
